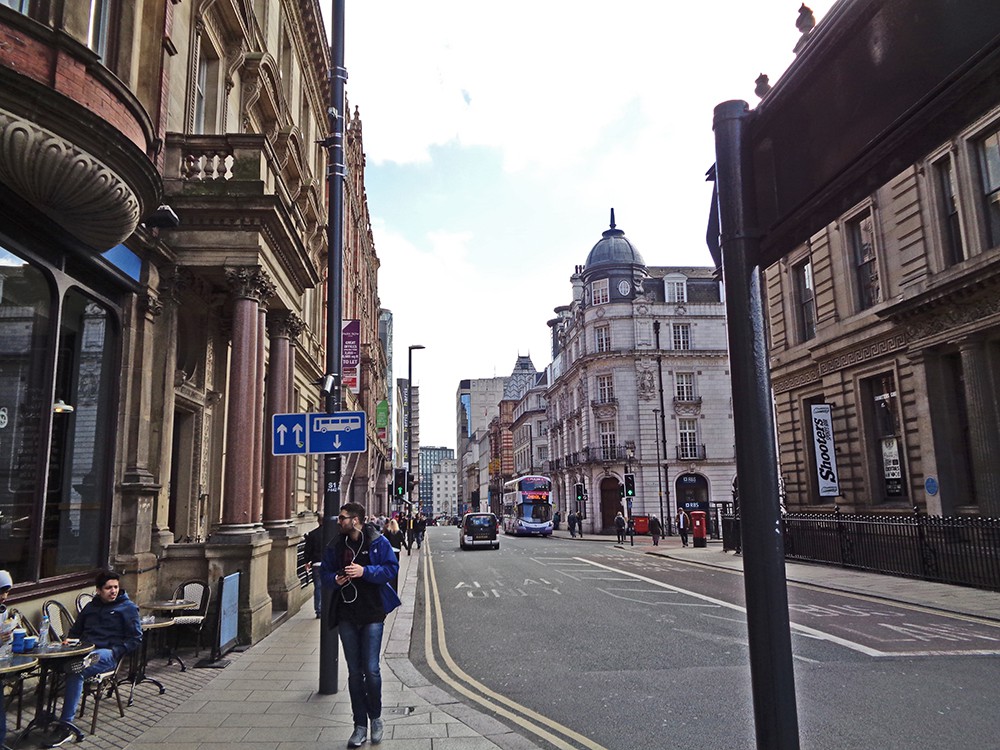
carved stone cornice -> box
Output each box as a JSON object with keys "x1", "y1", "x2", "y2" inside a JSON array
[
  {"x1": 225, "y1": 266, "x2": 275, "y2": 303},
  {"x1": 0, "y1": 108, "x2": 143, "y2": 249},
  {"x1": 903, "y1": 292, "x2": 1000, "y2": 343}
]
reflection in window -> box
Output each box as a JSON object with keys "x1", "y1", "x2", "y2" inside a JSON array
[
  {"x1": 977, "y1": 125, "x2": 1000, "y2": 248},
  {"x1": 0, "y1": 248, "x2": 52, "y2": 582}
]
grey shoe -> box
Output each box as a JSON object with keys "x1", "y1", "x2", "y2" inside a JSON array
[
  {"x1": 370, "y1": 717, "x2": 384, "y2": 744},
  {"x1": 347, "y1": 725, "x2": 367, "y2": 748}
]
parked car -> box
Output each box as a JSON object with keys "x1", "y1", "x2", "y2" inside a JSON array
[{"x1": 459, "y1": 512, "x2": 500, "y2": 550}]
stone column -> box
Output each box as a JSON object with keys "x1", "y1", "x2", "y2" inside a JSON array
[
  {"x1": 286, "y1": 332, "x2": 299, "y2": 518},
  {"x1": 264, "y1": 313, "x2": 293, "y2": 524},
  {"x1": 959, "y1": 337, "x2": 1000, "y2": 516},
  {"x1": 252, "y1": 304, "x2": 268, "y2": 526},
  {"x1": 219, "y1": 267, "x2": 273, "y2": 529}
]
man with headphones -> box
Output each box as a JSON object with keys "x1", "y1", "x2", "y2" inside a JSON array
[{"x1": 321, "y1": 503, "x2": 401, "y2": 748}]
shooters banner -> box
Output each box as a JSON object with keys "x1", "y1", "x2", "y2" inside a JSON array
[{"x1": 810, "y1": 404, "x2": 840, "y2": 497}]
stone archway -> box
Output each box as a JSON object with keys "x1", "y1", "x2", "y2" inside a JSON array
[{"x1": 599, "y1": 476, "x2": 624, "y2": 533}]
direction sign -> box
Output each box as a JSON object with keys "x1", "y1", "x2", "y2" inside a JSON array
[
  {"x1": 309, "y1": 411, "x2": 366, "y2": 454},
  {"x1": 272, "y1": 411, "x2": 368, "y2": 455},
  {"x1": 272, "y1": 413, "x2": 307, "y2": 455}
]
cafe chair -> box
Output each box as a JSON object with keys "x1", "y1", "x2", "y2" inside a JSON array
[
  {"x1": 78, "y1": 654, "x2": 127, "y2": 734},
  {"x1": 75, "y1": 592, "x2": 94, "y2": 614},
  {"x1": 43, "y1": 599, "x2": 76, "y2": 642},
  {"x1": 169, "y1": 579, "x2": 210, "y2": 662},
  {"x1": 2, "y1": 608, "x2": 40, "y2": 729}
]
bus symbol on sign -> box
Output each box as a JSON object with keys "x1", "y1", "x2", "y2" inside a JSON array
[{"x1": 312, "y1": 414, "x2": 362, "y2": 433}]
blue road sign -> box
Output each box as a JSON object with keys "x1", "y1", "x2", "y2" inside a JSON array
[
  {"x1": 272, "y1": 413, "x2": 308, "y2": 455},
  {"x1": 308, "y1": 411, "x2": 367, "y2": 454}
]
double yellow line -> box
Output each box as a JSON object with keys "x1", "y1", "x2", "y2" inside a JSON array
[{"x1": 421, "y1": 540, "x2": 607, "y2": 750}]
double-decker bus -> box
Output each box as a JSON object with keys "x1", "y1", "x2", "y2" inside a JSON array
[{"x1": 501, "y1": 475, "x2": 553, "y2": 536}]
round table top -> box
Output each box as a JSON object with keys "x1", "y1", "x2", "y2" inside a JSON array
[
  {"x1": 31, "y1": 642, "x2": 95, "y2": 660},
  {"x1": 142, "y1": 599, "x2": 197, "y2": 611},
  {"x1": 0, "y1": 654, "x2": 39, "y2": 674},
  {"x1": 140, "y1": 616, "x2": 175, "y2": 630}
]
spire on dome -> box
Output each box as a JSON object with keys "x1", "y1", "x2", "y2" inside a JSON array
[{"x1": 610, "y1": 208, "x2": 616, "y2": 229}]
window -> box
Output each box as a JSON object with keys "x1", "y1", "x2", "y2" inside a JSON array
[
  {"x1": 675, "y1": 373, "x2": 695, "y2": 401},
  {"x1": 0, "y1": 245, "x2": 118, "y2": 583},
  {"x1": 596, "y1": 374, "x2": 614, "y2": 403},
  {"x1": 846, "y1": 209, "x2": 880, "y2": 311},
  {"x1": 595, "y1": 325, "x2": 610, "y2": 353},
  {"x1": 88, "y1": 0, "x2": 113, "y2": 60},
  {"x1": 792, "y1": 259, "x2": 816, "y2": 341},
  {"x1": 193, "y1": 43, "x2": 220, "y2": 134},
  {"x1": 934, "y1": 156, "x2": 966, "y2": 266},
  {"x1": 666, "y1": 279, "x2": 687, "y2": 304},
  {"x1": 1, "y1": 0, "x2": 30, "y2": 13},
  {"x1": 598, "y1": 420, "x2": 617, "y2": 461},
  {"x1": 976, "y1": 125, "x2": 1000, "y2": 248},
  {"x1": 672, "y1": 323, "x2": 691, "y2": 350},
  {"x1": 592, "y1": 279, "x2": 609, "y2": 305},
  {"x1": 678, "y1": 419, "x2": 699, "y2": 459},
  {"x1": 862, "y1": 373, "x2": 907, "y2": 502}
]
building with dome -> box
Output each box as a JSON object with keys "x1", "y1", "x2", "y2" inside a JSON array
[{"x1": 545, "y1": 212, "x2": 737, "y2": 534}]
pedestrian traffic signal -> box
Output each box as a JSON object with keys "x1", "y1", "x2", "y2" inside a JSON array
[
  {"x1": 619, "y1": 483, "x2": 625, "y2": 499},
  {"x1": 624, "y1": 473, "x2": 635, "y2": 497},
  {"x1": 394, "y1": 469, "x2": 407, "y2": 497},
  {"x1": 575, "y1": 483, "x2": 585, "y2": 502}
]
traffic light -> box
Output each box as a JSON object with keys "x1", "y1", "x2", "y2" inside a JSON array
[
  {"x1": 394, "y1": 469, "x2": 407, "y2": 498},
  {"x1": 575, "y1": 483, "x2": 585, "y2": 502},
  {"x1": 619, "y1": 482, "x2": 625, "y2": 499},
  {"x1": 624, "y1": 473, "x2": 635, "y2": 497}
]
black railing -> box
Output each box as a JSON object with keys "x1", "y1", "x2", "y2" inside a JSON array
[
  {"x1": 722, "y1": 511, "x2": 1000, "y2": 592},
  {"x1": 676, "y1": 444, "x2": 706, "y2": 460}
]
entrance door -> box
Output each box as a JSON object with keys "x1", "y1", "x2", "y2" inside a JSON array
[{"x1": 599, "y1": 476, "x2": 622, "y2": 533}]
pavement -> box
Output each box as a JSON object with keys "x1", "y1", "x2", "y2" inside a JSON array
[{"x1": 5, "y1": 530, "x2": 998, "y2": 750}]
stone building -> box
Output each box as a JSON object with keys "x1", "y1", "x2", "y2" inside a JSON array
[
  {"x1": 546, "y1": 214, "x2": 737, "y2": 533},
  {"x1": 511, "y1": 371, "x2": 549, "y2": 477},
  {"x1": 0, "y1": 1, "x2": 389, "y2": 643},
  {"x1": 764, "y1": 102, "x2": 1000, "y2": 518}
]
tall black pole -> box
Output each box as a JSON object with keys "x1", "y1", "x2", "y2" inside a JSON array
[
  {"x1": 653, "y1": 322, "x2": 672, "y2": 534},
  {"x1": 653, "y1": 409, "x2": 664, "y2": 525},
  {"x1": 713, "y1": 99, "x2": 800, "y2": 749},
  {"x1": 319, "y1": 0, "x2": 347, "y2": 696}
]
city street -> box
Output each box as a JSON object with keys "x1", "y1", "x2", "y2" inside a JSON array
[{"x1": 411, "y1": 527, "x2": 1000, "y2": 750}]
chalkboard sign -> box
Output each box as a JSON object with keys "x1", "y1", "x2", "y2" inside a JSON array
[{"x1": 217, "y1": 571, "x2": 240, "y2": 658}]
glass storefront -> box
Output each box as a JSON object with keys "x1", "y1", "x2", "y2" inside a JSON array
[{"x1": 0, "y1": 244, "x2": 118, "y2": 583}]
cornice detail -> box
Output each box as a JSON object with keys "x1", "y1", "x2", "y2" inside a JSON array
[
  {"x1": 816, "y1": 333, "x2": 908, "y2": 376},
  {"x1": 772, "y1": 367, "x2": 820, "y2": 394},
  {"x1": 0, "y1": 109, "x2": 141, "y2": 249}
]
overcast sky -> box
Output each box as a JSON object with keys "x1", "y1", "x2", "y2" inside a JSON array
[{"x1": 323, "y1": 1, "x2": 836, "y2": 449}]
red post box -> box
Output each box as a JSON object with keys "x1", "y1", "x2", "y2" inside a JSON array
[{"x1": 691, "y1": 510, "x2": 708, "y2": 548}]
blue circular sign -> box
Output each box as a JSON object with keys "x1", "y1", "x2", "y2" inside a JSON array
[{"x1": 924, "y1": 476, "x2": 939, "y2": 496}]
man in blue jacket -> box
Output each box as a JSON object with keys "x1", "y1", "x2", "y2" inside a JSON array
[
  {"x1": 45, "y1": 570, "x2": 142, "y2": 747},
  {"x1": 321, "y1": 502, "x2": 400, "y2": 748}
]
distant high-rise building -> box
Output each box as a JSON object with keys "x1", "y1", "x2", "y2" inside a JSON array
[
  {"x1": 456, "y1": 377, "x2": 507, "y2": 511},
  {"x1": 420, "y1": 446, "x2": 454, "y2": 515}
]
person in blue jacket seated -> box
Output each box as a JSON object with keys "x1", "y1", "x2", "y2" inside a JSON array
[
  {"x1": 45, "y1": 569, "x2": 142, "y2": 747},
  {"x1": 321, "y1": 502, "x2": 400, "y2": 748}
]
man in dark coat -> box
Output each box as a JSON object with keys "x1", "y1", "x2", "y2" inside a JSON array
[{"x1": 303, "y1": 512, "x2": 324, "y2": 618}]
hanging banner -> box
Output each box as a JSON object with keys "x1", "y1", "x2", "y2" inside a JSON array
[
  {"x1": 810, "y1": 404, "x2": 840, "y2": 497},
  {"x1": 342, "y1": 320, "x2": 360, "y2": 394}
]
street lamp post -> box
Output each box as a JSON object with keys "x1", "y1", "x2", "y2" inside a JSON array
[
  {"x1": 407, "y1": 344, "x2": 425, "y2": 514},
  {"x1": 653, "y1": 409, "x2": 664, "y2": 526}
]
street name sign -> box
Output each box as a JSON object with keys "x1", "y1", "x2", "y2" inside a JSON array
[{"x1": 271, "y1": 411, "x2": 367, "y2": 455}]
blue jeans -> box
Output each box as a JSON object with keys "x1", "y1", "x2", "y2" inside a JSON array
[
  {"x1": 337, "y1": 620, "x2": 384, "y2": 727},
  {"x1": 61, "y1": 648, "x2": 117, "y2": 723}
]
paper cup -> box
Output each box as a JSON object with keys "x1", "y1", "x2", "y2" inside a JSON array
[{"x1": 22, "y1": 634, "x2": 37, "y2": 650}]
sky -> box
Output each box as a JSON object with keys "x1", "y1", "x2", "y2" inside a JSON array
[{"x1": 323, "y1": 1, "x2": 836, "y2": 449}]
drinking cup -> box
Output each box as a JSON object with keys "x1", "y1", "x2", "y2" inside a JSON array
[
  {"x1": 11, "y1": 628, "x2": 26, "y2": 653},
  {"x1": 23, "y1": 634, "x2": 38, "y2": 650}
]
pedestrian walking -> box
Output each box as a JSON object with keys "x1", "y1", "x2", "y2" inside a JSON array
[
  {"x1": 614, "y1": 512, "x2": 627, "y2": 544},
  {"x1": 414, "y1": 514, "x2": 427, "y2": 549},
  {"x1": 303, "y1": 512, "x2": 325, "y2": 618},
  {"x1": 553, "y1": 509, "x2": 561, "y2": 530},
  {"x1": 321, "y1": 502, "x2": 400, "y2": 748},
  {"x1": 677, "y1": 509, "x2": 691, "y2": 547},
  {"x1": 649, "y1": 515, "x2": 662, "y2": 546},
  {"x1": 567, "y1": 510, "x2": 577, "y2": 538},
  {"x1": 383, "y1": 518, "x2": 406, "y2": 592},
  {"x1": 401, "y1": 514, "x2": 415, "y2": 555}
]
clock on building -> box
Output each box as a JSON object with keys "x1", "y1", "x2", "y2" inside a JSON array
[{"x1": 617, "y1": 279, "x2": 631, "y2": 296}]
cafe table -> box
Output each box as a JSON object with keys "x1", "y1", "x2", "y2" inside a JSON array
[
  {"x1": 121, "y1": 616, "x2": 174, "y2": 706},
  {"x1": 141, "y1": 599, "x2": 196, "y2": 670},
  {"x1": 17, "y1": 641, "x2": 95, "y2": 745}
]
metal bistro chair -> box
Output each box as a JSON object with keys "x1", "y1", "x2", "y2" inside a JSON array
[
  {"x1": 77, "y1": 654, "x2": 127, "y2": 734},
  {"x1": 43, "y1": 599, "x2": 76, "y2": 642},
  {"x1": 168, "y1": 580, "x2": 209, "y2": 669},
  {"x1": 75, "y1": 592, "x2": 94, "y2": 615}
]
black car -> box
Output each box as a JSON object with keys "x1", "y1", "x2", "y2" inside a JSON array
[{"x1": 459, "y1": 513, "x2": 499, "y2": 550}]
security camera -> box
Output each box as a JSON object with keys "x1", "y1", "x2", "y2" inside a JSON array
[{"x1": 319, "y1": 374, "x2": 336, "y2": 396}]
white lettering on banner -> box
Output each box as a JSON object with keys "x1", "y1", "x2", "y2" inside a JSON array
[{"x1": 810, "y1": 404, "x2": 841, "y2": 497}]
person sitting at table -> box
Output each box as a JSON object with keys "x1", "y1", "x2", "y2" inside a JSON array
[
  {"x1": 1, "y1": 569, "x2": 14, "y2": 750},
  {"x1": 44, "y1": 570, "x2": 141, "y2": 748}
]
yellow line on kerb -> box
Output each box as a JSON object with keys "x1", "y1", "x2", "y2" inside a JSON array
[{"x1": 422, "y1": 540, "x2": 607, "y2": 750}]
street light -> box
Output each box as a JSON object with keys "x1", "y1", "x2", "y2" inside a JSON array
[
  {"x1": 653, "y1": 409, "x2": 664, "y2": 527},
  {"x1": 407, "y1": 344, "x2": 425, "y2": 513}
]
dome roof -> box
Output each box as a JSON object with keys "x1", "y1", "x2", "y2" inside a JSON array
[{"x1": 584, "y1": 209, "x2": 644, "y2": 270}]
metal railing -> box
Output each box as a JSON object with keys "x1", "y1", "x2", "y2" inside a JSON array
[
  {"x1": 722, "y1": 511, "x2": 1000, "y2": 591},
  {"x1": 676, "y1": 444, "x2": 706, "y2": 460}
]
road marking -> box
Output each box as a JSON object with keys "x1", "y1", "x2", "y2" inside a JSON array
[{"x1": 423, "y1": 541, "x2": 608, "y2": 750}]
